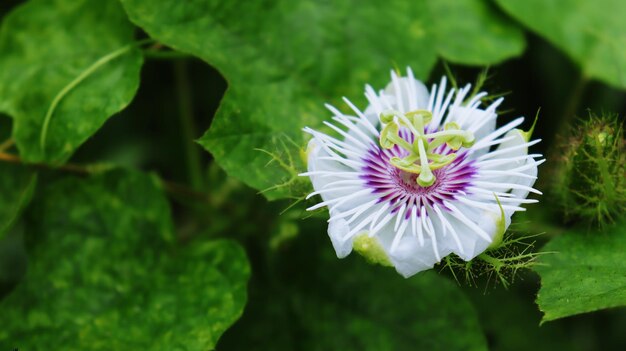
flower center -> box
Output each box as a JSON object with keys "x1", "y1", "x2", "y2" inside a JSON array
[
  {"x1": 378, "y1": 110, "x2": 475, "y2": 187},
  {"x1": 361, "y1": 146, "x2": 476, "y2": 213}
]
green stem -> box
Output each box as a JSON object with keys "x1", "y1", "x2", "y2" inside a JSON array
[
  {"x1": 0, "y1": 150, "x2": 208, "y2": 203},
  {"x1": 540, "y1": 72, "x2": 589, "y2": 191},
  {"x1": 174, "y1": 60, "x2": 203, "y2": 190},
  {"x1": 0, "y1": 138, "x2": 14, "y2": 152},
  {"x1": 478, "y1": 253, "x2": 503, "y2": 270},
  {"x1": 40, "y1": 39, "x2": 154, "y2": 154},
  {"x1": 560, "y1": 73, "x2": 589, "y2": 134}
]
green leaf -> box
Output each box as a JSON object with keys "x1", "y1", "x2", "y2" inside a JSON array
[
  {"x1": 430, "y1": 0, "x2": 526, "y2": 65},
  {"x1": 219, "y1": 225, "x2": 487, "y2": 350},
  {"x1": 119, "y1": 0, "x2": 524, "y2": 199},
  {"x1": 0, "y1": 0, "x2": 143, "y2": 163},
  {"x1": 535, "y1": 222, "x2": 626, "y2": 322},
  {"x1": 0, "y1": 170, "x2": 250, "y2": 350},
  {"x1": 0, "y1": 162, "x2": 36, "y2": 240},
  {"x1": 495, "y1": 0, "x2": 626, "y2": 89}
]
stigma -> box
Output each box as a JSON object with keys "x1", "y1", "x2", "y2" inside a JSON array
[{"x1": 378, "y1": 109, "x2": 475, "y2": 187}]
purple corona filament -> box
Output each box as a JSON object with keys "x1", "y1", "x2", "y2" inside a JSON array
[{"x1": 362, "y1": 143, "x2": 476, "y2": 216}]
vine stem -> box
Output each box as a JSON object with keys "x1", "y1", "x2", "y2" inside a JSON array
[
  {"x1": 559, "y1": 74, "x2": 589, "y2": 135},
  {"x1": 0, "y1": 151, "x2": 208, "y2": 202},
  {"x1": 174, "y1": 60, "x2": 203, "y2": 190},
  {"x1": 478, "y1": 253, "x2": 503, "y2": 270},
  {"x1": 0, "y1": 138, "x2": 14, "y2": 152},
  {"x1": 540, "y1": 72, "x2": 589, "y2": 192},
  {"x1": 0, "y1": 151, "x2": 89, "y2": 174}
]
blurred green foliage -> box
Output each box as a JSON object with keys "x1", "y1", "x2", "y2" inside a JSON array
[
  {"x1": 496, "y1": 0, "x2": 626, "y2": 89},
  {"x1": 0, "y1": 0, "x2": 624, "y2": 350}
]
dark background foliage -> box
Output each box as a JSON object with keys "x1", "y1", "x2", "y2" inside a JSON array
[{"x1": 1, "y1": 0, "x2": 625, "y2": 350}]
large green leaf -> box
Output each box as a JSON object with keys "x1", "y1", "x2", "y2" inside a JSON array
[
  {"x1": 0, "y1": 0, "x2": 143, "y2": 163},
  {"x1": 535, "y1": 222, "x2": 626, "y2": 322},
  {"x1": 219, "y1": 224, "x2": 487, "y2": 350},
  {"x1": 0, "y1": 170, "x2": 250, "y2": 350},
  {"x1": 0, "y1": 163, "x2": 36, "y2": 240},
  {"x1": 495, "y1": 0, "x2": 626, "y2": 89},
  {"x1": 120, "y1": 0, "x2": 524, "y2": 199}
]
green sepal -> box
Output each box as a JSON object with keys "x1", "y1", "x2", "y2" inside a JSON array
[
  {"x1": 520, "y1": 108, "x2": 540, "y2": 142},
  {"x1": 487, "y1": 194, "x2": 507, "y2": 250}
]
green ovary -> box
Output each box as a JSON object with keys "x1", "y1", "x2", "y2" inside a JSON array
[{"x1": 353, "y1": 233, "x2": 393, "y2": 267}]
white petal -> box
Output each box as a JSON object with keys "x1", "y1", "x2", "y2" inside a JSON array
[
  {"x1": 328, "y1": 200, "x2": 396, "y2": 260},
  {"x1": 443, "y1": 203, "x2": 510, "y2": 261},
  {"x1": 493, "y1": 129, "x2": 529, "y2": 158},
  {"x1": 475, "y1": 130, "x2": 542, "y2": 208},
  {"x1": 473, "y1": 206, "x2": 511, "y2": 256},
  {"x1": 374, "y1": 215, "x2": 452, "y2": 278},
  {"x1": 327, "y1": 216, "x2": 353, "y2": 258},
  {"x1": 306, "y1": 139, "x2": 360, "y2": 204},
  {"x1": 383, "y1": 76, "x2": 430, "y2": 113},
  {"x1": 356, "y1": 105, "x2": 381, "y2": 139},
  {"x1": 334, "y1": 98, "x2": 379, "y2": 142},
  {"x1": 448, "y1": 105, "x2": 497, "y2": 144},
  {"x1": 442, "y1": 205, "x2": 481, "y2": 259},
  {"x1": 363, "y1": 105, "x2": 380, "y2": 126},
  {"x1": 509, "y1": 157, "x2": 539, "y2": 207}
]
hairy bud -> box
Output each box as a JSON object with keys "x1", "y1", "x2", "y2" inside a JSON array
[{"x1": 554, "y1": 113, "x2": 625, "y2": 227}]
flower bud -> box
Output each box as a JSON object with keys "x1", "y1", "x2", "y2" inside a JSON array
[{"x1": 554, "y1": 113, "x2": 625, "y2": 226}]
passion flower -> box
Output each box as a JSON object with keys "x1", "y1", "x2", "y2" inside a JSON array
[{"x1": 302, "y1": 69, "x2": 543, "y2": 277}]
